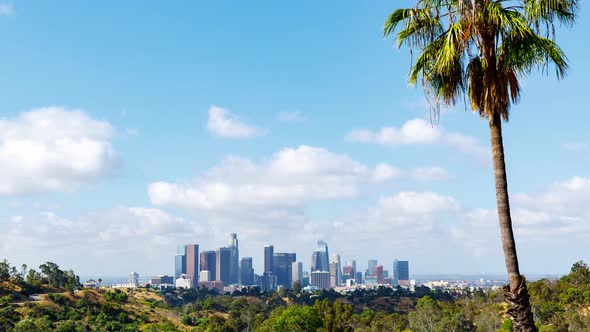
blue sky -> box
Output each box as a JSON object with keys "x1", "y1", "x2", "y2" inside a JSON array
[{"x1": 0, "y1": 1, "x2": 589, "y2": 278}]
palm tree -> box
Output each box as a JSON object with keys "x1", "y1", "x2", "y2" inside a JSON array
[{"x1": 384, "y1": 0, "x2": 577, "y2": 330}]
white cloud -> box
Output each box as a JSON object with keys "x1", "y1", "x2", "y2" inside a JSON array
[
  {"x1": 149, "y1": 145, "x2": 368, "y2": 211},
  {"x1": 372, "y1": 163, "x2": 402, "y2": 182},
  {"x1": 277, "y1": 110, "x2": 307, "y2": 122},
  {"x1": 0, "y1": 107, "x2": 119, "y2": 195},
  {"x1": 409, "y1": 166, "x2": 449, "y2": 181},
  {"x1": 0, "y1": 4, "x2": 13, "y2": 16},
  {"x1": 0, "y1": 207, "x2": 205, "y2": 275},
  {"x1": 207, "y1": 105, "x2": 264, "y2": 138},
  {"x1": 345, "y1": 118, "x2": 489, "y2": 161}
]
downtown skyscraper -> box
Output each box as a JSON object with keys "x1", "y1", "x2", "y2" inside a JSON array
[
  {"x1": 228, "y1": 233, "x2": 239, "y2": 285},
  {"x1": 185, "y1": 244, "x2": 199, "y2": 286},
  {"x1": 216, "y1": 247, "x2": 231, "y2": 286},
  {"x1": 200, "y1": 250, "x2": 216, "y2": 281},
  {"x1": 311, "y1": 240, "x2": 329, "y2": 272}
]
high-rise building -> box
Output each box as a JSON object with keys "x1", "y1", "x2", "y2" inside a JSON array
[
  {"x1": 366, "y1": 259, "x2": 377, "y2": 277},
  {"x1": 185, "y1": 244, "x2": 199, "y2": 286},
  {"x1": 355, "y1": 271, "x2": 363, "y2": 285},
  {"x1": 310, "y1": 271, "x2": 331, "y2": 290},
  {"x1": 311, "y1": 240, "x2": 329, "y2": 272},
  {"x1": 342, "y1": 265, "x2": 354, "y2": 280},
  {"x1": 393, "y1": 259, "x2": 410, "y2": 286},
  {"x1": 216, "y1": 247, "x2": 231, "y2": 286},
  {"x1": 240, "y1": 257, "x2": 254, "y2": 286},
  {"x1": 329, "y1": 262, "x2": 339, "y2": 287},
  {"x1": 330, "y1": 254, "x2": 342, "y2": 287},
  {"x1": 264, "y1": 245, "x2": 274, "y2": 273},
  {"x1": 273, "y1": 252, "x2": 296, "y2": 289},
  {"x1": 199, "y1": 270, "x2": 211, "y2": 282},
  {"x1": 374, "y1": 265, "x2": 384, "y2": 284},
  {"x1": 200, "y1": 250, "x2": 216, "y2": 281},
  {"x1": 292, "y1": 262, "x2": 303, "y2": 287},
  {"x1": 229, "y1": 233, "x2": 239, "y2": 285},
  {"x1": 174, "y1": 246, "x2": 186, "y2": 279},
  {"x1": 129, "y1": 272, "x2": 139, "y2": 286}
]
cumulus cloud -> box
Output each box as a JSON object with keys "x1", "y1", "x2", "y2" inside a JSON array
[
  {"x1": 149, "y1": 146, "x2": 446, "y2": 213},
  {"x1": 207, "y1": 105, "x2": 265, "y2": 138},
  {"x1": 277, "y1": 110, "x2": 307, "y2": 122},
  {"x1": 409, "y1": 166, "x2": 450, "y2": 181},
  {"x1": 0, "y1": 4, "x2": 13, "y2": 16},
  {"x1": 0, "y1": 107, "x2": 119, "y2": 195},
  {"x1": 345, "y1": 118, "x2": 489, "y2": 161},
  {"x1": 0, "y1": 207, "x2": 204, "y2": 275},
  {"x1": 149, "y1": 146, "x2": 368, "y2": 211}
]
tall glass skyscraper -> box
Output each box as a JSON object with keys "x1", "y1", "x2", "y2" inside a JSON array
[
  {"x1": 240, "y1": 257, "x2": 254, "y2": 286},
  {"x1": 174, "y1": 246, "x2": 186, "y2": 279},
  {"x1": 311, "y1": 240, "x2": 329, "y2": 272},
  {"x1": 200, "y1": 250, "x2": 216, "y2": 281},
  {"x1": 228, "y1": 233, "x2": 239, "y2": 284},
  {"x1": 273, "y1": 252, "x2": 296, "y2": 289},
  {"x1": 216, "y1": 247, "x2": 231, "y2": 286},
  {"x1": 393, "y1": 259, "x2": 410, "y2": 286},
  {"x1": 264, "y1": 245, "x2": 274, "y2": 273}
]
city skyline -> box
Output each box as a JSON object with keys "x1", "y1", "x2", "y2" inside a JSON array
[{"x1": 0, "y1": 1, "x2": 589, "y2": 277}]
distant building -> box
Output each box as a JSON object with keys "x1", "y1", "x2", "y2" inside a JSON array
[
  {"x1": 292, "y1": 262, "x2": 303, "y2": 287},
  {"x1": 82, "y1": 280, "x2": 97, "y2": 288},
  {"x1": 229, "y1": 233, "x2": 239, "y2": 285},
  {"x1": 185, "y1": 244, "x2": 199, "y2": 286},
  {"x1": 240, "y1": 257, "x2": 254, "y2": 286},
  {"x1": 310, "y1": 271, "x2": 330, "y2": 290},
  {"x1": 199, "y1": 270, "x2": 211, "y2": 282},
  {"x1": 264, "y1": 245, "x2": 274, "y2": 273},
  {"x1": 366, "y1": 259, "x2": 377, "y2": 277},
  {"x1": 261, "y1": 272, "x2": 277, "y2": 292},
  {"x1": 330, "y1": 254, "x2": 342, "y2": 287},
  {"x1": 129, "y1": 272, "x2": 139, "y2": 286},
  {"x1": 355, "y1": 271, "x2": 363, "y2": 285},
  {"x1": 150, "y1": 275, "x2": 174, "y2": 286},
  {"x1": 273, "y1": 252, "x2": 296, "y2": 289},
  {"x1": 342, "y1": 265, "x2": 355, "y2": 281},
  {"x1": 311, "y1": 240, "x2": 329, "y2": 272},
  {"x1": 393, "y1": 259, "x2": 410, "y2": 286},
  {"x1": 175, "y1": 274, "x2": 194, "y2": 289},
  {"x1": 216, "y1": 247, "x2": 231, "y2": 286},
  {"x1": 174, "y1": 246, "x2": 186, "y2": 279},
  {"x1": 200, "y1": 250, "x2": 216, "y2": 281},
  {"x1": 329, "y1": 262, "x2": 339, "y2": 287},
  {"x1": 374, "y1": 265, "x2": 384, "y2": 284},
  {"x1": 211, "y1": 280, "x2": 224, "y2": 291}
]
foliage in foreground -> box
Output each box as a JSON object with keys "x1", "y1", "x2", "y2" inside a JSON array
[{"x1": 1, "y1": 260, "x2": 590, "y2": 331}]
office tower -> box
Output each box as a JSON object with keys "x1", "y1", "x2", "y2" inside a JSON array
[
  {"x1": 366, "y1": 259, "x2": 377, "y2": 277},
  {"x1": 330, "y1": 254, "x2": 342, "y2": 286},
  {"x1": 273, "y1": 252, "x2": 296, "y2": 289},
  {"x1": 264, "y1": 245, "x2": 274, "y2": 273},
  {"x1": 355, "y1": 271, "x2": 363, "y2": 285},
  {"x1": 240, "y1": 257, "x2": 254, "y2": 286},
  {"x1": 150, "y1": 275, "x2": 173, "y2": 286},
  {"x1": 311, "y1": 251, "x2": 321, "y2": 272},
  {"x1": 310, "y1": 271, "x2": 331, "y2": 290},
  {"x1": 129, "y1": 272, "x2": 139, "y2": 286},
  {"x1": 292, "y1": 262, "x2": 303, "y2": 287},
  {"x1": 393, "y1": 259, "x2": 410, "y2": 286},
  {"x1": 261, "y1": 272, "x2": 277, "y2": 292},
  {"x1": 174, "y1": 246, "x2": 186, "y2": 279},
  {"x1": 229, "y1": 233, "x2": 239, "y2": 285},
  {"x1": 200, "y1": 250, "x2": 217, "y2": 281},
  {"x1": 199, "y1": 270, "x2": 211, "y2": 282},
  {"x1": 342, "y1": 265, "x2": 354, "y2": 281},
  {"x1": 185, "y1": 244, "x2": 199, "y2": 285},
  {"x1": 329, "y1": 262, "x2": 338, "y2": 287},
  {"x1": 216, "y1": 247, "x2": 231, "y2": 286},
  {"x1": 374, "y1": 265, "x2": 384, "y2": 284}
]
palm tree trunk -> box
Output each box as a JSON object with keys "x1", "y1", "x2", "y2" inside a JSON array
[{"x1": 489, "y1": 114, "x2": 537, "y2": 332}]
